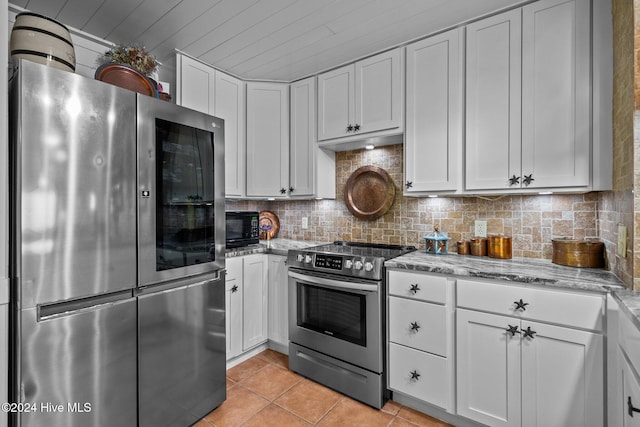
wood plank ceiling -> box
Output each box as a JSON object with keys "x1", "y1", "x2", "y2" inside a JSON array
[{"x1": 10, "y1": 0, "x2": 528, "y2": 82}]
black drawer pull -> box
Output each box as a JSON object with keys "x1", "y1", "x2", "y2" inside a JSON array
[
  {"x1": 409, "y1": 284, "x2": 420, "y2": 294},
  {"x1": 410, "y1": 370, "x2": 420, "y2": 381},
  {"x1": 505, "y1": 325, "x2": 520, "y2": 337},
  {"x1": 514, "y1": 299, "x2": 529, "y2": 311},
  {"x1": 410, "y1": 321, "x2": 420, "y2": 332},
  {"x1": 522, "y1": 326, "x2": 536, "y2": 339}
]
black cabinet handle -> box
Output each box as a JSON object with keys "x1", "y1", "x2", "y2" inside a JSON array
[
  {"x1": 522, "y1": 326, "x2": 536, "y2": 339},
  {"x1": 514, "y1": 299, "x2": 529, "y2": 311},
  {"x1": 509, "y1": 175, "x2": 520, "y2": 186},
  {"x1": 406, "y1": 181, "x2": 413, "y2": 189},
  {"x1": 523, "y1": 174, "x2": 535, "y2": 186},
  {"x1": 347, "y1": 124, "x2": 354, "y2": 132},
  {"x1": 410, "y1": 370, "x2": 420, "y2": 381},
  {"x1": 231, "y1": 285, "x2": 238, "y2": 293},
  {"x1": 409, "y1": 283, "x2": 420, "y2": 294},
  {"x1": 280, "y1": 188, "x2": 287, "y2": 194},
  {"x1": 506, "y1": 325, "x2": 521, "y2": 337},
  {"x1": 629, "y1": 396, "x2": 640, "y2": 417},
  {"x1": 289, "y1": 186, "x2": 294, "y2": 193},
  {"x1": 353, "y1": 124, "x2": 360, "y2": 131},
  {"x1": 410, "y1": 321, "x2": 420, "y2": 332}
]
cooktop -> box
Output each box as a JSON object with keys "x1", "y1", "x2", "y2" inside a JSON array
[{"x1": 287, "y1": 241, "x2": 416, "y2": 281}]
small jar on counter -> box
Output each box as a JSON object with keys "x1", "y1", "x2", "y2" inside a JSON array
[
  {"x1": 456, "y1": 240, "x2": 470, "y2": 255},
  {"x1": 469, "y1": 237, "x2": 487, "y2": 256}
]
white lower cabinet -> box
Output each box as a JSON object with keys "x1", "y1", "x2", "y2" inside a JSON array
[
  {"x1": 619, "y1": 301, "x2": 640, "y2": 427},
  {"x1": 388, "y1": 343, "x2": 449, "y2": 409},
  {"x1": 225, "y1": 257, "x2": 243, "y2": 359},
  {"x1": 242, "y1": 254, "x2": 269, "y2": 350},
  {"x1": 622, "y1": 353, "x2": 640, "y2": 427},
  {"x1": 387, "y1": 270, "x2": 454, "y2": 412},
  {"x1": 456, "y1": 279, "x2": 604, "y2": 427},
  {"x1": 267, "y1": 255, "x2": 288, "y2": 349},
  {"x1": 225, "y1": 254, "x2": 268, "y2": 360}
]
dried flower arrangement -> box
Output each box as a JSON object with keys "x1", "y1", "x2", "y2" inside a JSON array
[{"x1": 101, "y1": 44, "x2": 158, "y2": 77}]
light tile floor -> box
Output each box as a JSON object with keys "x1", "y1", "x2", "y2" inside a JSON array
[{"x1": 195, "y1": 349, "x2": 453, "y2": 427}]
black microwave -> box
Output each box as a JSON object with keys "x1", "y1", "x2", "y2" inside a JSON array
[{"x1": 226, "y1": 211, "x2": 260, "y2": 248}]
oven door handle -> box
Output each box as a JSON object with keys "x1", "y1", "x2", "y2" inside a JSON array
[{"x1": 288, "y1": 271, "x2": 378, "y2": 293}]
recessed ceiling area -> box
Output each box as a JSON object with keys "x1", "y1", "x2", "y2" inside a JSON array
[{"x1": 9, "y1": 0, "x2": 529, "y2": 82}]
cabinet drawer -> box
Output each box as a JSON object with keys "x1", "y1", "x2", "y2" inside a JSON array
[
  {"x1": 389, "y1": 297, "x2": 447, "y2": 356},
  {"x1": 457, "y1": 279, "x2": 603, "y2": 331},
  {"x1": 620, "y1": 309, "x2": 640, "y2": 373},
  {"x1": 388, "y1": 270, "x2": 448, "y2": 304},
  {"x1": 226, "y1": 257, "x2": 243, "y2": 283},
  {"x1": 388, "y1": 343, "x2": 449, "y2": 409}
]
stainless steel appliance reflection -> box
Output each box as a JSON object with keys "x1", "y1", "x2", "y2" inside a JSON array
[
  {"x1": 287, "y1": 241, "x2": 416, "y2": 408},
  {"x1": 9, "y1": 59, "x2": 226, "y2": 427}
]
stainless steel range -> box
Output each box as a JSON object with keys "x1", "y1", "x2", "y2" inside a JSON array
[{"x1": 287, "y1": 241, "x2": 416, "y2": 408}]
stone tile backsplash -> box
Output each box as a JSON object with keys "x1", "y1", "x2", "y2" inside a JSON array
[{"x1": 227, "y1": 144, "x2": 606, "y2": 261}]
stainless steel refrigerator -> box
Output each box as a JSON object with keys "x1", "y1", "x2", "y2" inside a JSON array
[{"x1": 8, "y1": 59, "x2": 226, "y2": 427}]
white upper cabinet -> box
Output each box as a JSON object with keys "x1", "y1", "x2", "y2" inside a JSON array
[
  {"x1": 404, "y1": 28, "x2": 462, "y2": 194},
  {"x1": 465, "y1": 0, "x2": 594, "y2": 193},
  {"x1": 355, "y1": 50, "x2": 403, "y2": 136},
  {"x1": 317, "y1": 49, "x2": 403, "y2": 143},
  {"x1": 289, "y1": 77, "x2": 336, "y2": 199},
  {"x1": 176, "y1": 54, "x2": 246, "y2": 197},
  {"x1": 177, "y1": 54, "x2": 215, "y2": 115},
  {"x1": 521, "y1": 0, "x2": 590, "y2": 190},
  {"x1": 215, "y1": 72, "x2": 246, "y2": 198},
  {"x1": 317, "y1": 65, "x2": 353, "y2": 141},
  {"x1": 246, "y1": 82, "x2": 289, "y2": 198},
  {"x1": 465, "y1": 10, "x2": 521, "y2": 191}
]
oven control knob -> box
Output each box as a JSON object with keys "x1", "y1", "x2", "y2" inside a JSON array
[
  {"x1": 364, "y1": 262, "x2": 374, "y2": 272},
  {"x1": 345, "y1": 259, "x2": 353, "y2": 269},
  {"x1": 296, "y1": 254, "x2": 304, "y2": 263},
  {"x1": 304, "y1": 255, "x2": 312, "y2": 264},
  {"x1": 354, "y1": 260, "x2": 363, "y2": 270}
]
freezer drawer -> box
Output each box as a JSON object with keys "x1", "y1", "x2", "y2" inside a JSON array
[
  {"x1": 138, "y1": 275, "x2": 226, "y2": 427},
  {"x1": 15, "y1": 296, "x2": 137, "y2": 427}
]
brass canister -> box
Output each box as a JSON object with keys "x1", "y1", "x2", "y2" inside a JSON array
[
  {"x1": 551, "y1": 239, "x2": 604, "y2": 268},
  {"x1": 469, "y1": 238, "x2": 487, "y2": 256},
  {"x1": 487, "y1": 235, "x2": 513, "y2": 259},
  {"x1": 457, "y1": 240, "x2": 470, "y2": 255}
]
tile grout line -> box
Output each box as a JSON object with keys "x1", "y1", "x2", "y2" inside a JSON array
[{"x1": 312, "y1": 395, "x2": 346, "y2": 426}]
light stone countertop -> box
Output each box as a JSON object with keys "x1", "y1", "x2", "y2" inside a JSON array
[
  {"x1": 225, "y1": 238, "x2": 328, "y2": 258},
  {"x1": 385, "y1": 250, "x2": 640, "y2": 331},
  {"x1": 225, "y1": 239, "x2": 640, "y2": 333},
  {"x1": 612, "y1": 288, "x2": 640, "y2": 332},
  {"x1": 385, "y1": 251, "x2": 624, "y2": 292}
]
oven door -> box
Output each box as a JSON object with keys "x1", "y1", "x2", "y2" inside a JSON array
[{"x1": 288, "y1": 268, "x2": 382, "y2": 373}]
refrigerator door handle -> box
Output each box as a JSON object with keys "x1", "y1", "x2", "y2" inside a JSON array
[{"x1": 38, "y1": 289, "x2": 134, "y2": 321}]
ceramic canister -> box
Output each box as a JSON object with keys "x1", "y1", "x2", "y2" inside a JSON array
[{"x1": 10, "y1": 12, "x2": 76, "y2": 72}]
